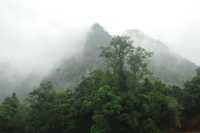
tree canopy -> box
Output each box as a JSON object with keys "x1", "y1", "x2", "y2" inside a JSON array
[{"x1": 0, "y1": 36, "x2": 199, "y2": 133}]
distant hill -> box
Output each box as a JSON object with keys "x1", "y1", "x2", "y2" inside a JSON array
[
  {"x1": 0, "y1": 23, "x2": 196, "y2": 98},
  {"x1": 124, "y1": 29, "x2": 197, "y2": 85},
  {"x1": 0, "y1": 62, "x2": 42, "y2": 99},
  {"x1": 47, "y1": 24, "x2": 197, "y2": 88},
  {"x1": 46, "y1": 23, "x2": 112, "y2": 89}
]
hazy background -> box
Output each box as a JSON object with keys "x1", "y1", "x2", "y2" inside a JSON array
[{"x1": 0, "y1": 0, "x2": 200, "y2": 77}]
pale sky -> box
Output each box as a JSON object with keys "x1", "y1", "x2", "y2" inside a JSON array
[{"x1": 0, "y1": 0, "x2": 200, "y2": 75}]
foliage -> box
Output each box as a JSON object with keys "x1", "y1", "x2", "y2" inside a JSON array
[
  {"x1": 101, "y1": 36, "x2": 152, "y2": 92},
  {"x1": 0, "y1": 35, "x2": 198, "y2": 133},
  {"x1": 183, "y1": 68, "x2": 200, "y2": 121}
]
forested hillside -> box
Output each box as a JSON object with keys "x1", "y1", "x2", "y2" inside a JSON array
[
  {"x1": 124, "y1": 30, "x2": 197, "y2": 85},
  {"x1": 0, "y1": 36, "x2": 199, "y2": 132},
  {"x1": 46, "y1": 23, "x2": 112, "y2": 89},
  {"x1": 47, "y1": 24, "x2": 197, "y2": 89},
  {"x1": 0, "y1": 23, "x2": 196, "y2": 99}
]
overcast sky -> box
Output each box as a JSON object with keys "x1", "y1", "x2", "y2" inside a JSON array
[{"x1": 0, "y1": 0, "x2": 200, "y2": 75}]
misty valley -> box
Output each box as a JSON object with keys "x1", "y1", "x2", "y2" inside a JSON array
[{"x1": 0, "y1": 23, "x2": 199, "y2": 133}]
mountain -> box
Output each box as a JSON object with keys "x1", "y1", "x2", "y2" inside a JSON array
[
  {"x1": 123, "y1": 29, "x2": 197, "y2": 85},
  {"x1": 47, "y1": 24, "x2": 197, "y2": 88},
  {"x1": 0, "y1": 62, "x2": 42, "y2": 99},
  {"x1": 46, "y1": 23, "x2": 112, "y2": 89},
  {"x1": 0, "y1": 23, "x2": 112, "y2": 98},
  {"x1": 0, "y1": 23, "x2": 196, "y2": 99}
]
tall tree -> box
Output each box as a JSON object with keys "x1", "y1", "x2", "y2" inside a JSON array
[
  {"x1": 184, "y1": 67, "x2": 200, "y2": 117},
  {"x1": 0, "y1": 93, "x2": 25, "y2": 133},
  {"x1": 27, "y1": 81, "x2": 56, "y2": 133},
  {"x1": 101, "y1": 36, "x2": 152, "y2": 90}
]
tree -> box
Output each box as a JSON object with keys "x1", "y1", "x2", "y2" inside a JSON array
[
  {"x1": 26, "y1": 81, "x2": 56, "y2": 133},
  {"x1": 91, "y1": 85, "x2": 122, "y2": 133},
  {"x1": 49, "y1": 90, "x2": 77, "y2": 133},
  {"x1": 0, "y1": 35, "x2": 184, "y2": 133},
  {"x1": 182, "y1": 67, "x2": 200, "y2": 128},
  {"x1": 183, "y1": 67, "x2": 200, "y2": 117},
  {"x1": 128, "y1": 47, "x2": 152, "y2": 81},
  {"x1": 0, "y1": 93, "x2": 25, "y2": 133},
  {"x1": 101, "y1": 36, "x2": 152, "y2": 91},
  {"x1": 120, "y1": 79, "x2": 180, "y2": 133}
]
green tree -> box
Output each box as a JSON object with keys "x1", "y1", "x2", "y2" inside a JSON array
[
  {"x1": 27, "y1": 81, "x2": 56, "y2": 133},
  {"x1": 91, "y1": 85, "x2": 122, "y2": 133},
  {"x1": 183, "y1": 67, "x2": 200, "y2": 119},
  {"x1": 101, "y1": 36, "x2": 152, "y2": 91},
  {"x1": 0, "y1": 93, "x2": 26, "y2": 133},
  {"x1": 49, "y1": 90, "x2": 77, "y2": 133}
]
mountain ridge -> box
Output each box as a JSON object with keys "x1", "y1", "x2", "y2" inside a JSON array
[
  {"x1": 123, "y1": 29, "x2": 197, "y2": 85},
  {"x1": 47, "y1": 24, "x2": 197, "y2": 88},
  {"x1": 0, "y1": 23, "x2": 197, "y2": 98}
]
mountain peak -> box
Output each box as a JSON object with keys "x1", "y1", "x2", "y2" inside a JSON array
[
  {"x1": 125, "y1": 29, "x2": 145, "y2": 37},
  {"x1": 46, "y1": 24, "x2": 197, "y2": 89},
  {"x1": 91, "y1": 23, "x2": 105, "y2": 32},
  {"x1": 123, "y1": 29, "x2": 170, "y2": 54}
]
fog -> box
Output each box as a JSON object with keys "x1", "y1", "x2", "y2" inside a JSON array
[
  {"x1": 0, "y1": 0, "x2": 90, "y2": 78},
  {"x1": 0, "y1": 1, "x2": 200, "y2": 130},
  {"x1": 0, "y1": 0, "x2": 200, "y2": 81}
]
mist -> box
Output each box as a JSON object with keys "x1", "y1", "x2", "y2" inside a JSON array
[
  {"x1": 1, "y1": 0, "x2": 200, "y2": 132},
  {"x1": 0, "y1": 0, "x2": 90, "y2": 80},
  {"x1": 0, "y1": 0, "x2": 200, "y2": 93}
]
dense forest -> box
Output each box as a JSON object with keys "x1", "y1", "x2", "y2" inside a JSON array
[{"x1": 0, "y1": 35, "x2": 200, "y2": 133}]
